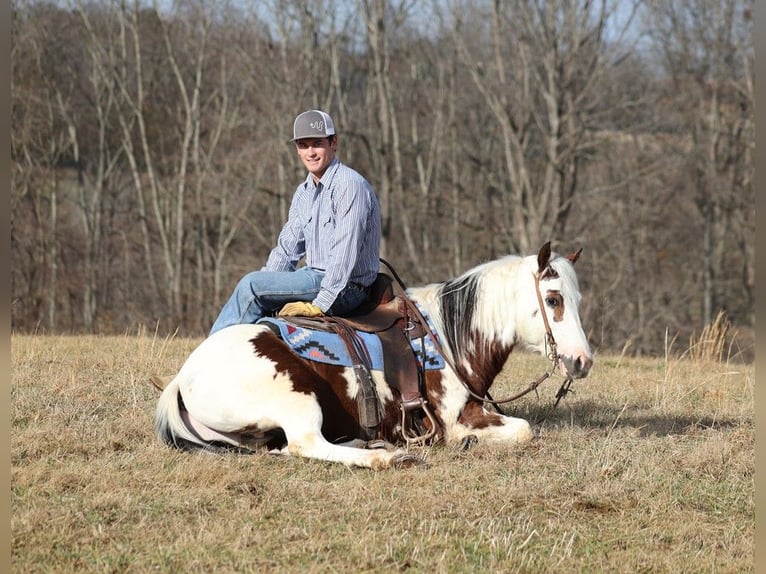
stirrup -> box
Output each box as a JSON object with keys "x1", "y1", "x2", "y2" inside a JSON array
[{"x1": 400, "y1": 399, "x2": 437, "y2": 445}]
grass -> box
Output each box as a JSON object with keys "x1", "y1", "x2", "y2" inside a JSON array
[
  {"x1": 686, "y1": 309, "x2": 735, "y2": 363},
  {"x1": 12, "y1": 332, "x2": 753, "y2": 573}
]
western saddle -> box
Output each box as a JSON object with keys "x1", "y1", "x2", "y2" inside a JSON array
[{"x1": 280, "y1": 272, "x2": 438, "y2": 444}]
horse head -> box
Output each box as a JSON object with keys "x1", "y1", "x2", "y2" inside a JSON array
[{"x1": 516, "y1": 242, "x2": 593, "y2": 379}]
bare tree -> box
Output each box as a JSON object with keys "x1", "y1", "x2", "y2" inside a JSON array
[
  {"x1": 645, "y1": 0, "x2": 755, "y2": 326},
  {"x1": 78, "y1": 1, "x2": 234, "y2": 325},
  {"x1": 11, "y1": 4, "x2": 75, "y2": 331},
  {"x1": 452, "y1": 0, "x2": 639, "y2": 255},
  {"x1": 361, "y1": 0, "x2": 416, "y2": 262}
]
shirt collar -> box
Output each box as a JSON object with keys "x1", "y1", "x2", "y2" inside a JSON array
[{"x1": 302, "y1": 157, "x2": 340, "y2": 191}]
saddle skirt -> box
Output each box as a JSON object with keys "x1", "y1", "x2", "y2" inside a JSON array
[{"x1": 258, "y1": 307, "x2": 445, "y2": 371}]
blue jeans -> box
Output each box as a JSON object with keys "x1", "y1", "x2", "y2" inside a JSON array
[{"x1": 209, "y1": 267, "x2": 369, "y2": 335}]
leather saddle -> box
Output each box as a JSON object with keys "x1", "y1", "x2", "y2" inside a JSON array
[
  {"x1": 285, "y1": 274, "x2": 426, "y2": 400},
  {"x1": 276, "y1": 273, "x2": 432, "y2": 441}
]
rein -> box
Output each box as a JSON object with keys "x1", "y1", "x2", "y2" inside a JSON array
[{"x1": 380, "y1": 259, "x2": 573, "y2": 421}]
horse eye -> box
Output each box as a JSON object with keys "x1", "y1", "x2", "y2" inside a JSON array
[{"x1": 545, "y1": 297, "x2": 559, "y2": 307}]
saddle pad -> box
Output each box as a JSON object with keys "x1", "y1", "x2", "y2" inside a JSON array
[
  {"x1": 258, "y1": 311, "x2": 445, "y2": 370},
  {"x1": 400, "y1": 303, "x2": 446, "y2": 369}
]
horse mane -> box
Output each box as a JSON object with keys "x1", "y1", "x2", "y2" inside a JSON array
[
  {"x1": 439, "y1": 270, "x2": 481, "y2": 360},
  {"x1": 435, "y1": 255, "x2": 523, "y2": 371}
]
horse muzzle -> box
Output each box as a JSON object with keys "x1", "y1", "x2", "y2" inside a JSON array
[{"x1": 560, "y1": 354, "x2": 593, "y2": 379}]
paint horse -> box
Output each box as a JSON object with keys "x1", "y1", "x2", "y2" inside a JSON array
[{"x1": 155, "y1": 242, "x2": 593, "y2": 469}]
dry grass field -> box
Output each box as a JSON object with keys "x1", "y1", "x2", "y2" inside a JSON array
[{"x1": 12, "y1": 331, "x2": 753, "y2": 573}]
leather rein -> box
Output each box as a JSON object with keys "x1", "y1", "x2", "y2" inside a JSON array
[{"x1": 381, "y1": 259, "x2": 574, "y2": 420}]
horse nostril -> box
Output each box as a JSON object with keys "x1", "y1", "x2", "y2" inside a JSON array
[
  {"x1": 576, "y1": 356, "x2": 592, "y2": 376},
  {"x1": 562, "y1": 355, "x2": 592, "y2": 378}
]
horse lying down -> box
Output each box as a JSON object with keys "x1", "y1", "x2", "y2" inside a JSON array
[{"x1": 155, "y1": 242, "x2": 593, "y2": 470}]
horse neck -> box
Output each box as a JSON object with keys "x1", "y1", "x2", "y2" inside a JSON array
[{"x1": 407, "y1": 280, "x2": 514, "y2": 396}]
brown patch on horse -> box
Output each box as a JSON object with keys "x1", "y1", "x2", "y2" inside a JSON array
[
  {"x1": 248, "y1": 330, "x2": 391, "y2": 444},
  {"x1": 457, "y1": 400, "x2": 505, "y2": 430},
  {"x1": 452, "y1": 335, "x2": 513, "y2": 398},
  {"x1": 546, "y1": 291, "x2": 565, "y2": 322},
  {"x1": 539, "y1": 265, "x2": 559, "y2": 281}
]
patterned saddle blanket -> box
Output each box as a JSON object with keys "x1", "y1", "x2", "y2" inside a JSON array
[{"x1": 258, "y1": 311, "x2": 445, "y2": 371}]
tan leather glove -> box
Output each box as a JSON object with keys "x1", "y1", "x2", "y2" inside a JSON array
[{"x1": 277, "y1": 302, "x2": 325, "y2": 317}]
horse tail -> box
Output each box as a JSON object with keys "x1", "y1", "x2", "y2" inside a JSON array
[{"x1": 154, "y1": 377, "x2": 207, "y2": 450}]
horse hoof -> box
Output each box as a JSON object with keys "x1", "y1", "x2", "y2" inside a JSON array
[
  {"x1": 391, "y1": 453, "x2": 427, "y2": 469},
  {"x1": 460, "y1": 435, "x2": 478, "y2": 451}
]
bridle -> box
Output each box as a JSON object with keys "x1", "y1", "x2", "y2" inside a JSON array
[
  {"x1": 507, "y1": 267, "x2": 575, "y2": 421},
  {"x1": 384, "y1": 259, "x2": 574, "y2": 422}
]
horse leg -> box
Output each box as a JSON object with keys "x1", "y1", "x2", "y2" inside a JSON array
[
  {"x1": 269, "y1": 400, "x2": 424, "y2": 470},
  {"x1": 450, "y1": 401, "x2": 533, "y2": 445}
]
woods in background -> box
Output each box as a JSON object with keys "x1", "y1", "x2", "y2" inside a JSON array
[{"x1": 11, "y1": 0, "x2": 754, "y2": 359}]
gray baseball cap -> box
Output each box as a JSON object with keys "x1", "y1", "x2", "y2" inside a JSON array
[{"x1": 292, "y1": 109, "x2": 336, "y2": 141}]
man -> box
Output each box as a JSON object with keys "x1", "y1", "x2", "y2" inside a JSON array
[
  {"x1": 150, "y1": 110, "x2": 381, "y2": 391},
  {"x1": 208, "y1": 109, "x2": 381, "y2": 334}
]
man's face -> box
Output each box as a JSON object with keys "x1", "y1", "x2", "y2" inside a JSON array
[{"x1": 295, "y1": 137, "x2": 337, "y2": 180}]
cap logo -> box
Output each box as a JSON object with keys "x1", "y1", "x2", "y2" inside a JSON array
[{"x1": 310, "y1": 120, "x2": 324, "y2": 131}]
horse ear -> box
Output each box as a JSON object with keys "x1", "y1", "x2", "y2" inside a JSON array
[
  {"x1": 537, "y1": 241, "x2": 552, "y2": 272},
  {"x1": 567, "y1": 248, "x2": 583, "y2": 265}
]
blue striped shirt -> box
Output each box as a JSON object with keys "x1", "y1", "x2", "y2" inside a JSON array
[{"x1": 263, "y1": 157, "x2": 381, "y2": 311}]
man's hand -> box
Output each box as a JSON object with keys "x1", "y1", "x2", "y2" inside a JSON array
[{"x1": 277, "y1": 302, "x2": 324, "y2": 317}]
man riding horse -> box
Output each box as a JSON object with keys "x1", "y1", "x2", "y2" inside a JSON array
[{"x1": 153, "y1": 109, "x2": 381, "y2": 389}]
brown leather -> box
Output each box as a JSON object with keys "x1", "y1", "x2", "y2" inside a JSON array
[
  {"x1": 350, "y1": 273, "x2": 396, "y2": 311},
  {"x1": 283, "y1": 273, "x2": 425, "y2": 414},
  {"x1": 375, "y1": 323, "x2": 421, "y2": 402},
  {"x1": 339, "y1": 299, "x2": 403, "y2": 333}
]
